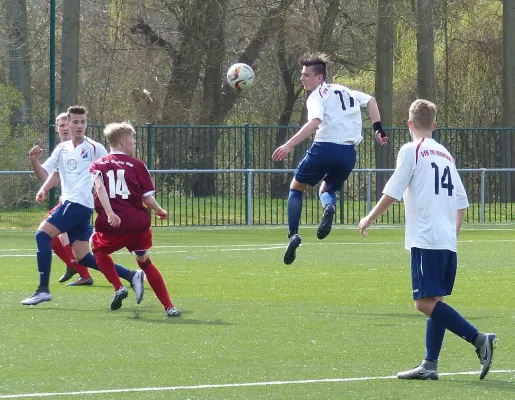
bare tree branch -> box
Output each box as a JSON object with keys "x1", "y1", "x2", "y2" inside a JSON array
[{"x1": 130, "y1": 17, "x2": 176, "y2": 57}]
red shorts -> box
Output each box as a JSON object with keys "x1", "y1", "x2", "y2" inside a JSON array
[{"x1": 91, "y1": 230, "x2": 153, "y2": 255}]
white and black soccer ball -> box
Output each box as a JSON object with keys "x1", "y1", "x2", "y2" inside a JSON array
[{"x1": 226, "y1": 63, "x2": 254, "y2": 91}]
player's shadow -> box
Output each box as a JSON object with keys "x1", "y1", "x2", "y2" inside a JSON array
[
  {"x1": 360, "y1": 312, "x2": 423, "y2": 319},
  {"x1": 16, "y1": 306, "x2": 234, "y2": 326},
  {"x1": 14, "y1": 306, "x2": 112, "y2": 313},
  {"x1": 362, "y1": 312, "x2": 499, "y2": 321},
  {"x1": 126, "y1": 310, "x2": 233, "y2": 326}
]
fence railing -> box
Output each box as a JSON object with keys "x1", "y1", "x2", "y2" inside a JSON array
[
  {"x1": 1, "y1": 168, "x2": 514, "y2": 228},
  {"x1": 2, "y1": 123, "x2": 515, "y2": 227}
]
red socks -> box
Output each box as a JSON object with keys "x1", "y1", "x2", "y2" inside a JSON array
[
  {"x1": 137, "y1": 259, "x2": 173, "y2": 309},
  {"x1": 94, "y1": 251, "x2": 123, "y2": 291},
  {"x1": 50, "y1": 236, "x2": 91, "y2": 278}
]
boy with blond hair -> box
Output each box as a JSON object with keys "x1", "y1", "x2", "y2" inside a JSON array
[
  {"x1": 89, "y1": 122, "x2": 181, "y2": 316},
  {"x1": 359, "y1": 99, "x2": 497, "y2": 380}
]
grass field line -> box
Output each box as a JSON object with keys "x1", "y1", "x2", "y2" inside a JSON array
[
  {"x1": 1, "y1": 238, "x2": 515, "y2": 256},
  {"x1": 0, "y1": 369, "x2": 514, "y2": 399}
]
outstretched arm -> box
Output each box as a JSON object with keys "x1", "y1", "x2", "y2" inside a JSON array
[
  {"x1": 93, "y1": 176, "x2": 121, "y2": 227},
  {"x1": 358, "y1": 194, "x2": 397, "y2": 236},
  {"x1": 29, "y1": 146, "x2": 50, "y2": 182},
  {"x1": 272, "y1": 118, "x2": 321, "y2": 161},
  {"x1": 456, "y1": 208, "x2": 465, "y2": 235},
  {"x1": 143, "y1": 194, "x2": 168, "y2": 220},
  {"x1": 367, "y1": 98, "x2": 381, "y2": 123},
  {"x1": 35, "y1": 171, "x2": 60, "y2": 204},
  {"x1": 367, "y1": 98, "x2": 387, "y2": 147}
]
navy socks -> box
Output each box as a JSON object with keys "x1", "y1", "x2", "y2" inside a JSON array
[
  {"x1": 287, "y1": 189, "x2": 303, "y2": 236},
  {"x1": 35, "y1": 230, "x2": 52, "y2": 289}
]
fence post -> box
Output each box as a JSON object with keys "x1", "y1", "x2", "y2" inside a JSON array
[
  {"x1": 367, "y1": 170, "x2": 372, "y2": 213},
  {"x1": 247, "y1": 170, "x2": 253, "y2": 226},
  {"x1": 244, "y1": 123, "x2": 250, "y2": 225},
  {"x1": 481, "y1": 168, "x2": 486, "y2": 224},
  {"x1": 339, "y1": 188, "x2": 344, "y2": 224},
  {"x1": 146, "y1": 123, "x2": 153, "y2": 169},
  {"x1": 48, "y1": 0, "x2": 56, "y2": 210}
]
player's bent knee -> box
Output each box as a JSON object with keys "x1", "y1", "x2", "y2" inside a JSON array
[
  {"x1": 35, "y1": 230, "x2": 51, "y2": 245},
  {"x1": 414, "y1": 298, "x2": 436, "y2": 316},
  {"x1": 290, "y1": 178, "x2": 308, "y2": 192},
  {"x1": 134, "y1": 250, "x2": 148, "y2": 263},
  {"x1": 37, "y1": 221, "x2": 60, "y2": 237}
]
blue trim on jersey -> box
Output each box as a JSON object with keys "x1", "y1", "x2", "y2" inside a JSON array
[
  {"x1": 46, "y1": 201, "x2": 93, "y2": 243},
  {"x1": 294, "y1": 142, "x2": 356, "y2": 190},
  {"x1": 410, "y1": 247, "x2": 457, "y2": 300}
]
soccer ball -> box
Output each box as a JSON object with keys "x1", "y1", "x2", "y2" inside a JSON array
[{"x1": 226, "y1": 63, "x2": 254, "y2": 91}]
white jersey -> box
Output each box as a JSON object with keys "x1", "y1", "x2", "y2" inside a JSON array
[
  {"x1": 307, "y1": 82, "x2": 371, "y2": 145},
  {"x1": 42, "y1": 137, "x2": 108, "y2": 209},
  {"x1": 383, "y1": 138, "x2": 469, "y2": 252}
]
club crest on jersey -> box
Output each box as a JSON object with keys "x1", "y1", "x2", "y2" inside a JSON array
[
  {"x1": 67, "y1": 159, "x2": 77, "y2": 171},
  {"x1": 80, "y1": 148, "x2": 89, "y2": 159}
]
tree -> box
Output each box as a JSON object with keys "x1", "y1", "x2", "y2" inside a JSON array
[
  {"x1": 502, "y1": 0, "x2": 515, "y2": 128},
  {"x1": 5, "y1": 0, "x2": 31, "y2": 125},
  {"x1": 131, "y1": 0, "x2": 295, "y2": 196},
  {"x1": 374, "y1": 0, "x2": 395, "y2": 200},
  {"x1": 414, "y1": 0, "x2": 436, "y2": 101},
  {"x1": 270, "y1": 0, "x2": 344, "y2": 199},
  {"x1": 500, "y1": 0, "x2": 515, "y2": 201},
  {"x1": 59, "y1": 0, "x2": 80, "y2": 112}
]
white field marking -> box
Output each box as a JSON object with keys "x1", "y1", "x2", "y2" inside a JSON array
[
  {"x1": 0, "y1": 369, "x2": 514, "y2": 398},
  {"x1": 4, "y1": 238, "x2": 515, "y2": 251},
  {"x1": 2, "y1": 238, "x2": 515, "y2": 257},
  {"x1": 2, "y1": 225, "x2": 515, "y2": 235}
]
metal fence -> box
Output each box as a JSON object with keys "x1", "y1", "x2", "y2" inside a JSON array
[
  {"x1": 1, "y1": 167, "x2": 514, "y2": 228},
  {"x1": 1, "y1": 124, "x2": 515, "y2": 228}
]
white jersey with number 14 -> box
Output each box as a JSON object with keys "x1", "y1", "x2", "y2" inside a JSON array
[{"x1": 383, "y1": 138, "x2": 469, "y2": 252}]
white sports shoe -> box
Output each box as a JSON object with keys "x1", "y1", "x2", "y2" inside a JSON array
[
  {"x1": 166, "y1": 307, "x2": 182, "y2": 317},
  {"x1": 130, "y1": 270, "x2": 145, "y2": 304},
  {"x1": 21, "y1": 291, "x2": 52, "y2": 306},
  {"x1": 397, "y1": 364, "x2": 438, "y2": 380},
  {"x1": 477, "y1": 333, "x2": 498, "y2": 380}
]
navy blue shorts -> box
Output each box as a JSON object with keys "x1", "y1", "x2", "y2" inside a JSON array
[
  {"x1": 410, "y1": 247, "x2": 457, "y2": 300},
  {"x1": 294, "y1": 142, "x2": 356, "y2": 191},
  {"x1": 46, "y1": 201, "x2": 93, "y2": 244}
]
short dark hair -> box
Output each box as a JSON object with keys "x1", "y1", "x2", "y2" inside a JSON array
[
  {"x1": 67, "y1": 105, "x2": 88, "y2": 119},
  {"x1": 300, "y1": 53, "x2": 329, "y2": 80}
]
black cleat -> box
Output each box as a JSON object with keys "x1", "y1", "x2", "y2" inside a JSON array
[
  {"x1": 59, "y1": 267, "x2": 77, "y2": 283},
  {"x1": 284, "y1": 234, "x2": 302, "y2": 265},
  {"x1": 111, "y1": 286, "x2": 129, "y2": 310},
  {"x1": 317, "y1": 204, "x2": 335, "y2": 240}
]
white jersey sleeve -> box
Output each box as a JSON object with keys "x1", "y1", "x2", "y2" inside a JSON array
[
  {"x1": 454, "y1": 172, "x2": 470, "y2": 210},
  {"x1": 41, "y1": 143, "x2": 64, "y2": 175},
  {"x1": 383, "y1": 144, "x2": 416, "y2": 200},
  {"x1": 348, "y1": 89, "x2": 372, "y2": 109},
  {"x1": 93, "y1": 143, "x2": 108, "y2": 160},
  {"x1": 307, "y1": 91, "x2": 324, "y2": 122}
]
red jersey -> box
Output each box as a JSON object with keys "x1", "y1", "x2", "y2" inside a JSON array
[{"x1": 90, "y1": 152, "x2": 155, "y2": 235}]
